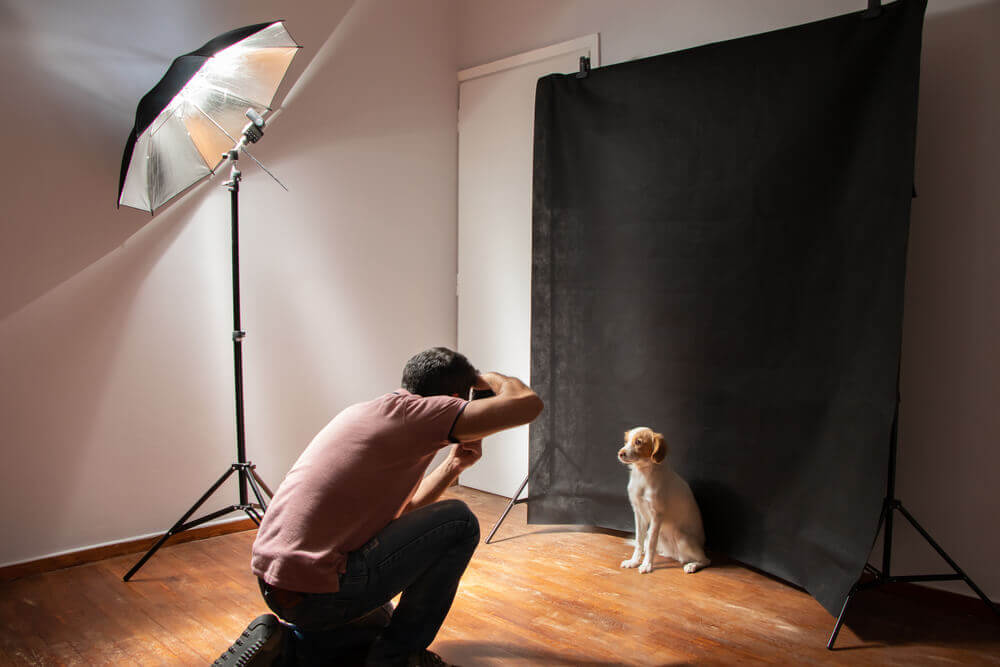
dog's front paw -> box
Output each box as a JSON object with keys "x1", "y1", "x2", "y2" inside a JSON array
[
  {"x1": 638, "y1": 560, "x2": 653, "y2": 574},
  {"x1": 620, "y1": 558, "x2": 641, "y2": 569}
]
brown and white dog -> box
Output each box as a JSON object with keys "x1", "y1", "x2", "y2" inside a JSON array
[{"x1": 618, "y1": 426, "x2": 710, "y2": 574}]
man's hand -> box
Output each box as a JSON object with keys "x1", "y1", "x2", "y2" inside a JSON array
[
  {"x1": 451, "y1": 372, "x2": 543, "y2": 442},
  {"x1": 450, "y1": 440, "x2": 482, "y2": 472},
  {"x1": 405, "y1": 440, "x2": 483, "y2": 513},
  {"x1": 473, "y1": 374, "x2": 493, "y2": 392}
]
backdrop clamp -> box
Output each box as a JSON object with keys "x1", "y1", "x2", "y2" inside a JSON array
[{"x1": 576, "y1": 56, "x2": 591, "y2": 79}]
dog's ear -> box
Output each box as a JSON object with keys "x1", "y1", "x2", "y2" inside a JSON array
[{"x1": 651, "y1": 432, "x2": 667, "y2": 463}]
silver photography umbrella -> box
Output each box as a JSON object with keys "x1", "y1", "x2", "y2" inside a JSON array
[{"x1": 118, "y1": 21, "x2": 300, "y2": 212}]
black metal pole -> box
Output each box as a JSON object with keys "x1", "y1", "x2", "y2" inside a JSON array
[
  {"x1": 827, "y1": 583, "x2": 859, "y2": 649},
  {"x1": 485, "y1": 474, "x2": 530, "y2": 544},
  {"x1": 229, "y1": 154, "x2": 249, "y2": 507},
  {"x1": 882, "y1": 404, "x2": 899, "y2": 578}
]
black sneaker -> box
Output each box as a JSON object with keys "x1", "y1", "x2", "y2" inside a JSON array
[{"x1": 213, "y1": 613, "x2": 287, "y2": 666}]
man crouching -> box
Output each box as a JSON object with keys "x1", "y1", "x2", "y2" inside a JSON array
[{"x1": 214, "y1": 347, "x2": 543, "y2": 667}]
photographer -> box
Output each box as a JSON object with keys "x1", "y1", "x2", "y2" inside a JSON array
[{"x1": 214, "y1": 347, "x2": 543, "y2": 667}]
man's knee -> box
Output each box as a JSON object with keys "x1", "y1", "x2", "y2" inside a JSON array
[{"x1": 433, "y1": 498, "x2": 480, "y2": 543}]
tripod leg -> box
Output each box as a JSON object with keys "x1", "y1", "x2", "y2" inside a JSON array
[
  {"x1": 895, "y1": 504, "x2": 999, "y2": 615},
  {"x1": 245, "y1": 505, "x2": 263, "y2": 525},
  {"x1": 872, "y1": 499, "x2": 890, "y2": 567},
  {"x1": 485, "y1": 474, "x2": 529, "y2": 544},
  {"x1": 827, "y1": 583, "x2": 860, "y2": 649},
  {"x1": 123, "y1": 465, "x2": 238, "y2": 581},
  {"x1": 249, "y1": 466, "x2": 275, "y2": 499},
  {"x1": 245, "y1": 468, "x2": 269, "y2": 512}
]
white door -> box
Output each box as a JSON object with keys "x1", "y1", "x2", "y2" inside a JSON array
[{"x1": 457, "y1": 36, "x2": 600, "y2": 497}]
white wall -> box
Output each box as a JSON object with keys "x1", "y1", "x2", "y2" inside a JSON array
[
  {"x1": 896, "y1": 0, "x2": 1000, "y2": 599},
  {"x1": 456, "y1": 0, "x2": 1000, "y2": 601},
  {"x1": 0, "y1": 0, "x2": 459, "y2": 567}
]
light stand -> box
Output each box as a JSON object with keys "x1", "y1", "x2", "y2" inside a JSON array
[
  {"x1": 826, "y1": 400, "x2": 1000, "y2": 648},
  {"x1": 124, "y1": 111, "x2": 277, "y2": 581}
]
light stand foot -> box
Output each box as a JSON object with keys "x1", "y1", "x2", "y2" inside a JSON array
[{"x1": 123, "y1": 462, "x2": 270, "y2": 581}]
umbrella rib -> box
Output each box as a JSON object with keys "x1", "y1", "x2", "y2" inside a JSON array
[
  {"x1": 242, "y1": 147, "x2": 289, "y2": 191},
  {"x1": 145, "y1": 130, "x2": 156, "y2": 213}
]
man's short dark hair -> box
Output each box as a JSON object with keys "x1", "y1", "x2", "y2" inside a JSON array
[{"x1": 401, "y1": 347, "x2": 477, "y2": 397}]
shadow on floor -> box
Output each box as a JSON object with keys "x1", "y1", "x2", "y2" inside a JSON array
[
  {"x1": 832, "y1": 582, "x2": 1000, "y2": 652},
  {"x1": 436, "y1": 638, "x2": 696, "y2": 666}
]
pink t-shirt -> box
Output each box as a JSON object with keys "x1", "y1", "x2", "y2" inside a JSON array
[{"x1": 251, "y1": 390, "x2": 468, "y2": 593}]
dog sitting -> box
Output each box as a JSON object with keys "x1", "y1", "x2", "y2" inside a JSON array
[{"x1": 618, "y1": 426, "x2": 710, "y2": 574}]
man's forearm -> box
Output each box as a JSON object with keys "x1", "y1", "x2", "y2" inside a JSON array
[
  {"x1": 480, "y1": 371, "x2": 532, "y2": 398},
  {"x1": 405, "y1": 455, "x2": 462, "y2": 513}
]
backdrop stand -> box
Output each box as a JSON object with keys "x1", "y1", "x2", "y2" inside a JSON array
[
  {"x1": 124, "y1": 117, "x2": 275, "y2": 581},
  {"x1": 827, "y1": 401, "x2": 1000, "y2": 648}
]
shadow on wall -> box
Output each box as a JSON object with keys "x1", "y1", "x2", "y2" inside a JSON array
[
  {"x1": 0, "y1": 195, "x2": 197, "y2": 563},
  {"x1": 273, "y1": 0, "x2": 456, "y2": 160},
  {"x1": 688, "y1": 479, "x2": 763, "y2": 558},
  {"x1": 893, "y1": 0, "x2": 1000, "y2": 598}
]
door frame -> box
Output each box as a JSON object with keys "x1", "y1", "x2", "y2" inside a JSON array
[{"x1": 453, "y1": 36, "x2": 600, "y2": 497}]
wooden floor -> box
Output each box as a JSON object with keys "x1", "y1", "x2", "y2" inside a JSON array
[{"x1": 1, "y1": 486, "x2": 997, "y2": 666}]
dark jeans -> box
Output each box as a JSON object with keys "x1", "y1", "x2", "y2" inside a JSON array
[{"x1": 260, "y1": 499, "x2": 480, "y2": 666}]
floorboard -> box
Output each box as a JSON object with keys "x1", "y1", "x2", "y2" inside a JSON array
[{"x1": 1, "y1": 486, "x2": 997, "y2": 665}]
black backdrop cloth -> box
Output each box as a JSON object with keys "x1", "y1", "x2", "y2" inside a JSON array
[{"x1": 528, "y1": 0, "x2": 926, "y2": 616}]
